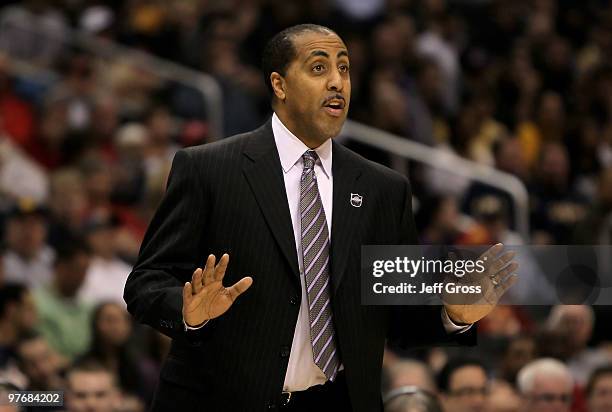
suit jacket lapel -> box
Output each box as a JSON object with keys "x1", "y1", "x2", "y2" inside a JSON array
[
  {"x1": 243, "y1": 120, "x2": 300, "y2": 279},
  {"x1": 331, "y1": 141, "x2": 362, "y2": 294}
]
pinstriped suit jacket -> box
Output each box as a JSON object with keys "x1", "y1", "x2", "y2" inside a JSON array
[{"x1": 124, "y1": 119, "x2": 474, "y2": 411}]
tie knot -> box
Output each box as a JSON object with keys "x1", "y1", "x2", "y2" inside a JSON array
[{"x1": 302, "y1": 150, "x2": 318, "y2": 171}]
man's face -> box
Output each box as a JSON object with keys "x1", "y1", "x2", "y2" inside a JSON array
[
  {"x1": 589, "y1": 374, "x2": 612, "y2": 412},
  {"x1": 5, "y1": 215, "x2": 47, "y2": 258},
  {"x1": 17, "y1": 338, "x2": 58, "y2": 388},
  {"x1": 273, "y1": 31, "x2": 351, "y2": 146},
  {"x1": 56, "y1": 253, "x2": 91, "y2": 297},
  {"x1": 523, "y1": 375, "x2": 572, "y2": 412},
  {"x1": 442, "y1": 365, "x2": 489, "y2": 412},
  {"x1": 66, "y1": 371, "x2": 119, "y2": 412}
]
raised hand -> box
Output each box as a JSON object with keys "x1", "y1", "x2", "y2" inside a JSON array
[
  {"x1": 443, "y1": 243, "x2": 518, "y2": 325},
  {"x1": 182, "y1": 254, "x2": 253, "y2": 327}
]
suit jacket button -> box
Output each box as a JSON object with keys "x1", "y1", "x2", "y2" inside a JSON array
[
  {"x1": 289, "y1": 296, "x2": 298, "y2": 305},
  {"x1": 280, "y1": 346, "x2": 290, "y2": 358},
  {"x1": 267, "y1": 403, "x2": 276, "y2": 409}
]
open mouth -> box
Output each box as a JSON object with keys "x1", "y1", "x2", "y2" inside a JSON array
[{"x1": 323, "y1": 98, "x2": 345, "y2": 117}]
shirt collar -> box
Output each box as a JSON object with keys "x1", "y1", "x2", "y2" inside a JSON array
[{"x1": 271, "y1": 112, "x2": 332, "y2": 178}]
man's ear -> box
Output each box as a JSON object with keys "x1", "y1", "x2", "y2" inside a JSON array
[{"x1": 270, "y1": 72, "x2": 286, "y2": 101}]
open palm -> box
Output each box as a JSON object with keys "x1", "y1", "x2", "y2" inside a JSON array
[{"x1": 182, "y1": 254, "x2": 253, "y2": 327}]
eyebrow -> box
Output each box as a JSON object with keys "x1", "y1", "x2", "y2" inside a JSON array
[{"x1": 308, "y1": 50, "x2": 349, "y2": 59}]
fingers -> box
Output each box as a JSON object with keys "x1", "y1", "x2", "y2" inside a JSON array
[
  {"x1": 183, "y1": 281, "x2": 193, "y2": 305},
  {"x1": 227, "y1": 277, "x2": 253, "y2": 301},
  {"x1": 214, "y1": 254, "x2": 229, "y2": 282},
  {"x1": 479, "y1": 243, "x2": 503, "y2": 263},
  {"x1": 495, "y1": 273, "x2": 519, "y2": 296},
  {"x1": 488, "y1": 251, "x2": 516, "y2": 276},
  {"x1": 202, "y1": 254, "x2": 216, "y2": 285},
  {"x1": 191, "y1": 268, "x2": 203, "y2": 294},
  {"x1": 494, "y1": 261, "x2": 519, "y2": 281}
]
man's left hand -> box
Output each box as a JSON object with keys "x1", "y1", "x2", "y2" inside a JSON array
[{"x1": 443, "y1": 243, "x2": 518, "y2": 325}]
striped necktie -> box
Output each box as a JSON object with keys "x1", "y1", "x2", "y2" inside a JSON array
[{"x1": 300, "y1": 150, "x2": 339, "y2": 380}]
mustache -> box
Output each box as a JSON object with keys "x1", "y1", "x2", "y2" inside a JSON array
[{"x1": 322, "y1": 94, "x2": 345, "y2": 105}]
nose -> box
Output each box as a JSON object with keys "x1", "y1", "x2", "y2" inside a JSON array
[{"x1": 327, "y1": 67, "x2": 343, "y2": 92}]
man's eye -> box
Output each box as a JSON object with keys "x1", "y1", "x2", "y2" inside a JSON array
[
  {"x1": 313, "y1": 64, "x2": 324, "y2": 72},
  {"x1": 339, "y1": 65, "x2": 349, "y2": 73}
]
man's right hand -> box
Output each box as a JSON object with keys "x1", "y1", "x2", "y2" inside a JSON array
[{"x1": 182, "y1": 254, "x2": 253, "y2": 327}]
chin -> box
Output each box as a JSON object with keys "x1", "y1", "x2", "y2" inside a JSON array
[{"x1": 322, "y1": 119, "x2": 346, "y2": 140}]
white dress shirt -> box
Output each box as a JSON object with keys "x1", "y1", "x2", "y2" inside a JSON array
[{"x1": 271, "y1": 113, "x2": 470, "y2": 391}]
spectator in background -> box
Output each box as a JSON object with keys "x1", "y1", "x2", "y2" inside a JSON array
[
  {"x1": 574, "y1": 166, "x2": 612, "y2": 244},
  {"x1": 33, "y1": 239, "x2": 92, "y2": 361},
  {"x1": 81, "y1": 157, "x2": 114, "y2": 221},
  {"x1": 384, "y1": 387, "x2": 443, "y2": 412},
  {"x1": 546, "y1": 305, "x2": 611, "y2": 386},
  {"x1": 416, "y1": 195, "x2": 457, "y2": 244},
  {"x1": 586, "y1": 365, "x2": 612, "y2": 412},
  {"x1": 517, "y1": 358, "x2": 573, "y2": 412},
  {"x1": 78, "y1": 216, "x2": 131, "y2": 307},
  {"x1": 416, "y1": 13, "x2": 460, "y2": 115},
  {"x1": 517, "y1": 91, "x2": 568, "y2": 169},
  {"x1": 385, "y1": 359, "x2": 437, "y2": 394},
  {"x1": 486, "y1": 379, "x2": 522, "y2": 412},
  {"x1": 0, "y1": 0, "x2": 68, "y2": 67},
  {"x1": 0, "y1": 55, "x2": 34, "y2": 148},
  {"x1": 462, "y1": 137, "x2": 528, "y2": 231},
  {"x1": 0, "y1": 283, "x2": 36, "y2": 388},
  {"x1": 47, "y1": 53, "x2": 97, "y2": 133},
  {"x1": 2, "y1": 199, "x2": 55, "y2": 289},
  {"x1": 0, "y1": 117, "x2": 49, "y2": 203},
  {"x1": 25, "y1": 99, "x2": 71, "y2": 170},
  {"x1": 47, "y1": 168, "x2": 88, "y2": 246},
  {"x1": 79, "y1": 302, "x2": 154, "y2": 407},
  {"x1": 142, "y1": 104, "x2": 179, "y2": 187},
  {"x1": 64, "y1": 360, "x2": 122, "y2": 412},
  {"x1": 500, "y1": 335, "x2": 538, "y2": 386},
  {"x1": 530, "y1": 142, "x2": 588, "y2": 244},
  {"x1": 111, "y1": 123, "x2": 147, "y2": 206},
  {"x1": 15, "y1": 331, "x2": 64, "y2": 392},
  {"x1": 437, "y1": 357, "x2": 489, "y2": 412}
]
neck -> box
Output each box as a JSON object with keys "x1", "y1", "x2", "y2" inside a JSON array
[
  {"x1": 274, "y1": 108, "x2": 327, "y2": 149},
  {"x1": 53, "y1": 280, "x2": 76, "y2": 299},
  {"x1": 0, "y1": 322, "x2": 17, "y2": 346}
]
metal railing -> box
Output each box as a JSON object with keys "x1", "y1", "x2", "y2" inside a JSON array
[
  {"x1": 339, "y1": 120, "x2": 530, "y2": 240},
  {"x1": 73, "y1": 34, "x2": 224, "y2": 140}
]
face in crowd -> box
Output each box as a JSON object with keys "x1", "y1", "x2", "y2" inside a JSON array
[
  {"x1": 441, "y1": 364, "x2": 489, "y2": 412},
  {"x1": 65, "y1": 369, "x2": 119, "y2": 412}
]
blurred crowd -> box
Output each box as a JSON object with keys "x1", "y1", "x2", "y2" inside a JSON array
[{"x1": 0, "y1": 0, "x2": 611, "y2": 411}]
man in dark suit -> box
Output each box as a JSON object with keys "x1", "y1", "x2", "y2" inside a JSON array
[{"x1": 124, "y1": 24, "x2": 517, "y2": 411}]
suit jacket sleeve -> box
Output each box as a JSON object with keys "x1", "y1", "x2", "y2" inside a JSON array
[
  {"x1": 124, "y1": 149, "x2": 209, "y2": 343},
  {"x1": 386, "y1": 177, "x2": 476, "y2": 349}
]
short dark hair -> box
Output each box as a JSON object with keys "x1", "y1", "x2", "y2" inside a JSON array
[
  {"x1": 437, "y1": 357, "x2": 488, "y2": 393},
  {"x1": 54, "y1": 237, "x2": 91, "y2": 265},
  {"x1": 586, "y1": 365, "x2": 612, "y2": 397},
  {"x1": 261, "y1": 24, "x2": 337, "y2": 96},
  {"x1": 0, "y1": 283, "x2": 27, "y2": 319}
]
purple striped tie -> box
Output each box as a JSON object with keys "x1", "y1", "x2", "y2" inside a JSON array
[{"x1": 300, "y1": 150, "x2": 339, "y2": 381}]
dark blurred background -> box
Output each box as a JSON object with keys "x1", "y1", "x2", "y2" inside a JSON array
[{"x1": 0, "y1": 0, "x2": 611, "y2": 411}]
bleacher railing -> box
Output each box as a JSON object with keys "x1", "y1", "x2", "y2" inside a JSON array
[{"x1": 339, "y1": 121, "x2": 530, "y2": 241}]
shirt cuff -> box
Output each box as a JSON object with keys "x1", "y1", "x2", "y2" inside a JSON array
[
  {"x1": 441, "y1": 308, "x2": 472, "y2": 334},
  {"x1": 183, "y1": 319, "x2": 210, "y2": 331}
]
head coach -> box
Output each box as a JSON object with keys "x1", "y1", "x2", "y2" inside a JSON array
[{"x1": 124, "y1": 24, "x2": 517, "y2": 411}]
